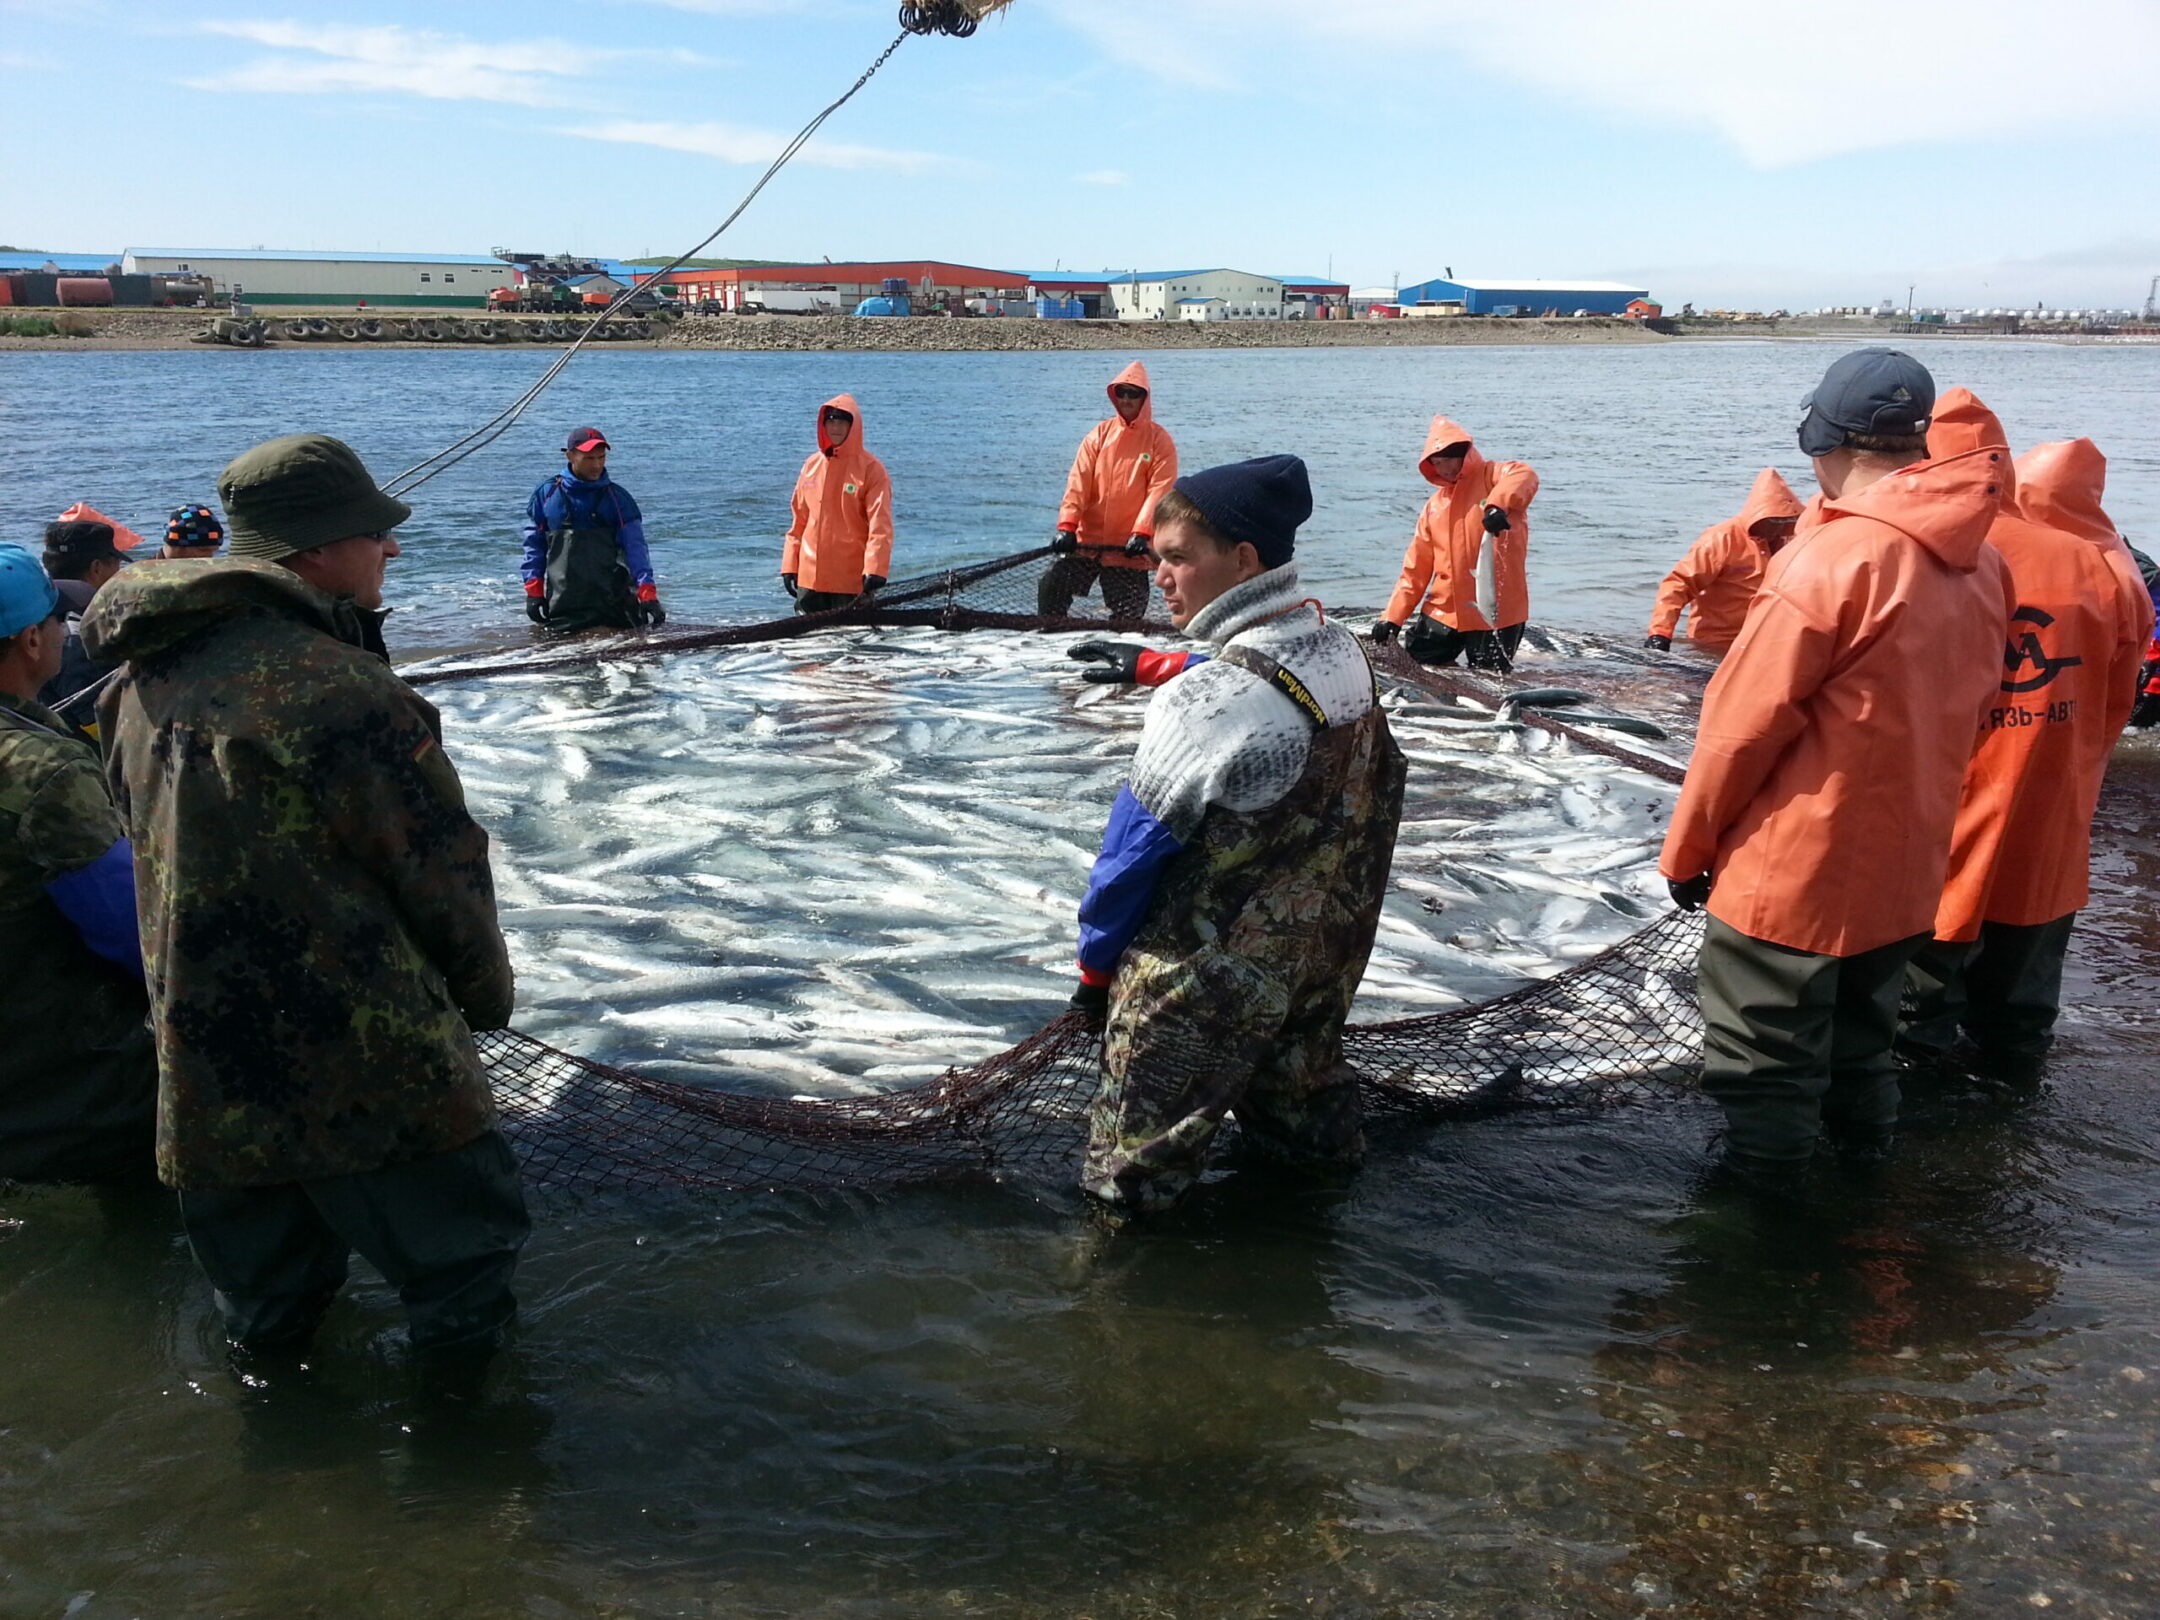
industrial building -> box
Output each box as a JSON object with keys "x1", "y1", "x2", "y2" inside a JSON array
[
  {"x1": 1107, "y1": 270, "x2": 1285, "y2": 321},
  {"x1": 0, "y1": 251, "x2": 121, "y2": 274},
  {"x1": 119, "y1": 249, "x2": 517, "y2": 307},
  {"x1": 650, "y1": 259, "x2": 1028, "y2": 311},
  {"x1": 1279, "y1": 275, "x2": 1351, "y2": 318},
  {"x1": 1393, "y1": 277, "x2": 1650, "y2": 316},
  {"x1": 1026, "y1": 272, "x2": 1117, "y2": 318}
]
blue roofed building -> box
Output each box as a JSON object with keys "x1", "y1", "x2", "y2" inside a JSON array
[
  {"x1": 1395, "y1": 276, "x2": 1649, "y2": 316},
  {"x1": 0, "y1": 251, "x2": 121, "y2": 274}
]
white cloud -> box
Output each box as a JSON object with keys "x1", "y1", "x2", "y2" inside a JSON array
[
  {"x1": 1075, "y1": 168, "x2": 1129, "y2": 186},
  {"x1": 1059, "y1": 0, "x2": 2160, "y2": 165},
  {"x1": 570, "y1": 119, "x2": 943, "y2": 172},
  {"x1": 193, "y1": 20, "x2": 592, "y2": 105}
]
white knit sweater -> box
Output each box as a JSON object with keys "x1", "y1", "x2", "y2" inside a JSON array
[{"x1": 1126, "y1": 563, "x2": 1376, "y2": 843}]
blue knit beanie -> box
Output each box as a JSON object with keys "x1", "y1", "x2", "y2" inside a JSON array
[{"x1": 1171, "y1": 455, "x2": 1312, "y2": 569}]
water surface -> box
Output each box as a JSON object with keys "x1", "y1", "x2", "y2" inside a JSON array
[{"x1": 4, "y1": 341, "x2": 2159, "y2": 1618}]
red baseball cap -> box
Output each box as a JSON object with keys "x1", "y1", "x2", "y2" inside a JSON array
[{"x1": 564, "y1": 427, "x2": 610, "y2": 454}]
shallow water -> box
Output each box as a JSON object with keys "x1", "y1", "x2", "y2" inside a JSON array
[
  {"x1": 3, "y1": 340, "x2": 2157, "y2": 651},
  {"x1": 5, "y1": 343, "x2": 2160, "y2": 1617}
]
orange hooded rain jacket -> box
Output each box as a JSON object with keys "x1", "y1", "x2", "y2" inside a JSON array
[
  {"x1": 1647, "y1": 469, "x2": 1804, "y2": 653},
  {"x1": 1383, "y1": 416, "x2": 1539, "y2": 632},
  {"x1": 1926, "y1": 398, "x2": 2152, "y2": 941},
  {"x1": 1659, "y1": 445, "x2": 2016, "y2": 957},
  {"x1": 2016, "y1": 437, "x2": 2152, "y2": 623},
  {"x1": 1057, "y1": 361, "x2": 1178, "y2": 570},
  {"x1": 782, "y1": 393, "x2": 894, "y2": 595}
]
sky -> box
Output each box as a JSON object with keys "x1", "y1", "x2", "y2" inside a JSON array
[{"x1": 2, "y1": 0, "x2": 2156, "y2": 310}]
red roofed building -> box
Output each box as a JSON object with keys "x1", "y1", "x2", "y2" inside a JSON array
[{"x1": 653, "y1": 259, "x2": 1029, "y2": 311}]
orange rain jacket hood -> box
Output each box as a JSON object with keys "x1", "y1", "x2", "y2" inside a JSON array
[
  {"x1": 1660, "y1": 444, "x2": 2015, "y2": 956},
  {"x1": 1057, "y1": 361, "x2": 1179, "y2": 569},
  {"x1": 1924, "y1": 395, "x2": 2152, "y2": 940},
  {"x1": 56, "y1": 501, "x2": 149, "y2": 554},
  {"x1": 1647, "y1": 469, "x2": 1804, "y2": 652},
  {"x1": 2016, "y1": 437, "x2": 2151, "y2": 611},
  {"x1": 782, "y1": 392, "x2": 894, "y2": 594},
  {"x1": 1384, "y1": 416, "x2": 1539, "y2": 632}
]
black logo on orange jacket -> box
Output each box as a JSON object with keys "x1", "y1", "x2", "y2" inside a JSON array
[{"x1": 2001, "y1": 606, "x2": 2084, "y2": 694}]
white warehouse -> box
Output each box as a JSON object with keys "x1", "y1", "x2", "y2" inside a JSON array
[
  {"x1": 1108, "y1": 269, "x2": 1285, "y2": 321},
  {"x1": 120, "y1": 248, "x2": 517, "y2": 308}
]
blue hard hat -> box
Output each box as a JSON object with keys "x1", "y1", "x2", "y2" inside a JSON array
[{"x1": 0, "y1": 542, "x2": 60, "y2": 639}]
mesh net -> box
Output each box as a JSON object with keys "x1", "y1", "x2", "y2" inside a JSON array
[{"x1": 408, "y1": 549, "x2": 1709, "y2": 1195}]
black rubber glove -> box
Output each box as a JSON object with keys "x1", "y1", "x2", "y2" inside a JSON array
[
  {"x1": 1123, "y1": 534, "x2": 1153, "y2": 558},
  {"x1": 1482, "y1": 504, "x2": 1512, "y2": 536},
  {"x1": 1644, "y1": 634, "x2": 1671, "y2": 652},
  {"x1": 781, "y1": 573, "x2": 799, "y2": 599},
  {"x1": 1049, "y1": 530, "x2": 1079, "y2": 555},
  {"x1": 1069, "y1": 980, "x2": 1110, "y2": 1017},
  {"x1": 862, "y1": 574, "x2": 886, "y2": 594},
  {"x1": 525, "y1": 598, "x2": 548, "y2": 626},
  {"x1": 1369, "y1": 620, "x2": 1401, "y2": 646},
  {"x1": 1668, "y1": 874, "x2": 1712, "y2": 912},
  {"x1": 1068, "y1": 640, "x2": 1146, "y2": 684},
  {"x1": 639, "y1": 599, "x2": 667, "y2": 628}
]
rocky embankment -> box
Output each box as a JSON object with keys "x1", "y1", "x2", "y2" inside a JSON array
[
  {"x1": 661, "y1": 313, "x2": 1668, "y2": 351},
  {"x1": 0, "y1": 306, "x2": 1671, "y2": 353}
]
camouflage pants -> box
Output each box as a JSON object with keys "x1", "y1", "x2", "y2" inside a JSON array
[{"x1": 1084, "y1": 942, "x2": 1366, "y2": 1213}]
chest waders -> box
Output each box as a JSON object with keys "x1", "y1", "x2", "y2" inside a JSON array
[
  {"x1": 541, "y1": 479, "x2": 639, "y2": 633},
  {"x1": 1084, "y1": 640, "x2": 1410, "y2": 1211}
]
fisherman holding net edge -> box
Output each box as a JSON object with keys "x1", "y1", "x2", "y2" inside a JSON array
[
  {"x1": 1067, "y1": 455, "x2": 1407, "y2": 1212},
  {"x1": 522, "y1": 427, "x2": 665, "y2": 634},
  {"x1": 1042, "y1": 361, "x2": 1178, "y2": 622}
]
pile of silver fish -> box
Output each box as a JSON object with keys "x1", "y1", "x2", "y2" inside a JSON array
[{"x1": 429, "y1": 625, "x2": 1683, "y2": 1100}]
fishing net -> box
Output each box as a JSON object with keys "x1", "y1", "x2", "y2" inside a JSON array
[{"x1": 413, "y1": 548, "x2": 1710, "y2": 1195}]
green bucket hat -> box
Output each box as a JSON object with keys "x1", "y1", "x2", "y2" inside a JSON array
[{"x1": 218, "y1": 434, "x2": 412, "y2": 562}]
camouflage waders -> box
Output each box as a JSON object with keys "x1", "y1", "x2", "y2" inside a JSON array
[{"x1": 1085, "y1": 648, "x2": 1407, "y2": 1211}]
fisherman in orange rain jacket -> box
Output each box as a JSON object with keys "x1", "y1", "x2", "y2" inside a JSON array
[
  {"x1": 781, "y1": 394, "x2": 893, "y2": 615},
  {"x1": 1659, "y1": 350, "x2": 2014, "y2": 1182},
  {"x1": 1645, "y1": 469, "x2": 1804, "y2": 656},
  {"x1": 1042, "y1": 361, "x2": 1178, "y2": 621},
  {"x1": 2016, "y1": 438, "x2": 2160, "y2": 730},
  {"x1": 1900, "y1": 404, "x2": 2153, "y2": 1076},
  {"x1": 1370, "y1": 416, "x2": 1538, "y2": 671}
]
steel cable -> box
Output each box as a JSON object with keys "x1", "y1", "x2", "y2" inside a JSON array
[{"x1": 382, "y1": 29, "x2": 914, "y2": 498}]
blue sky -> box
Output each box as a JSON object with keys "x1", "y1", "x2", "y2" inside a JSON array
[{"x1": 3, "y1": 0, "x2": 2155, "y2": 310}]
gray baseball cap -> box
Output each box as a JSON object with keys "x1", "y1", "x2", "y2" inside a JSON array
[{"x1": 1797, "y1": 348, "x2": 1936, "y2": 457}]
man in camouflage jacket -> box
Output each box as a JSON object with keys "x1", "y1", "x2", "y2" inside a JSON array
[
  {"x1": 0, "y1": 541, "x2": 156, "y2": 1183},
  {"x1": 1070, "y1": 456, "x2": 1407, "y2": 1212},
  {"x1": 84, "y1": 434, "x2": 528, "y2": 1355}
]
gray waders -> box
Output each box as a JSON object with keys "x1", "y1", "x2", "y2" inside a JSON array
[{"x1": 1697, "y1": 915, "x2": 1929, "y2": 1162}]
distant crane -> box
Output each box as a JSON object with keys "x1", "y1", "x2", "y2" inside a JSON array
[{"x1": 2146, "y1": 275, "x2": 2159, "y2": 321}]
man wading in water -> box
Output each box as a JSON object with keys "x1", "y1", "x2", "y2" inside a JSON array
[
  {"x1": 1042, "y1": 361, "x2": 1178, "y2": 621},
  {"x1": 86, "y1": 435, "x2": 530, "y2": 1361},
  {"x1": 1068, "y1": 455, "x2": 1406, "y2": 1212},
  {"x1": 521, "y1": 427, "x2": 665, "y2": 632},
  {"x1": 781, "y1": 395, "x2": 892, "y2": 614}
]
